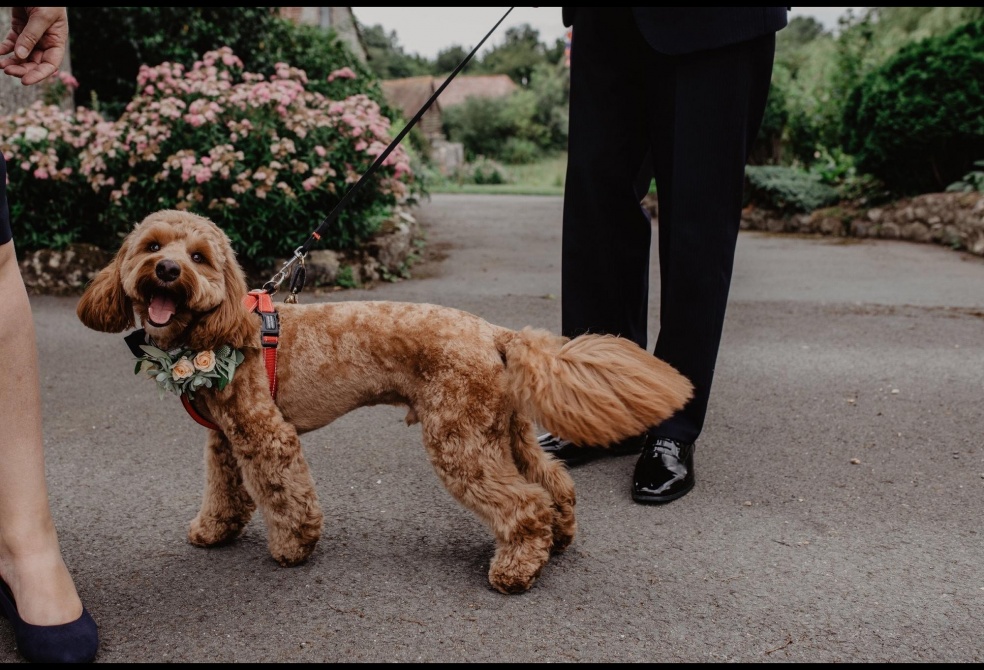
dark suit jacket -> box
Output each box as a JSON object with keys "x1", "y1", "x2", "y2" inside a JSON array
[{"x1": 562, "y1": 7, "x2": 789, "y2": 55}]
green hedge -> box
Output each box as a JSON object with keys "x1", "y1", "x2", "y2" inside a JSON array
[{"x1": 842, "y1": 20, "x2": 984, "y2": 195}]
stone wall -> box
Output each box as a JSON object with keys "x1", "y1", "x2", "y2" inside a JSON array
[
  {"x1": 20, "y1": 192, "x2": 984, "y2": 296},
  {"x1": 643, "y1": 191, "x2": 984, "y2": 258},
  {"x1": 18, "y1": 209, "x2": 423, "y2": 296}
]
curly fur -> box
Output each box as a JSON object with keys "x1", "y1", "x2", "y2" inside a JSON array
[{"x1": 76, "y1": 210, "x2": 694, "y2": 594}]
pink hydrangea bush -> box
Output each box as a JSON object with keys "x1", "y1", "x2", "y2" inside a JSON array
[
  {"x1": 0, "y1": 102, "x2": 110, "y2": 250},
  {"x1": 81, "y1": 47, "x2": 416, "y2": 267}
]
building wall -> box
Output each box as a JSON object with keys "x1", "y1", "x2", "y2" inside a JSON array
[{"x1": 279, "y1": 7, "x2": 367, "y2": 63}]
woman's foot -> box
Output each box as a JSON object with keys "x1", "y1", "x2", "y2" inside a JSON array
[
  {"x1": 0, "y1": 529, "x2": 83, "y2": 627},
  {"x1": 0, "y1": 528, "x2": 98, "y2": 663}
]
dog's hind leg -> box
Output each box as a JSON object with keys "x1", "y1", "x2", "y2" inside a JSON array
[
  {"x1": 508, "y1": 414, "x2": 577, "y2": 554},
  {"x1": 188, "y1": 431, "x2": 257, "y2": 548},
  {"x1": 423, "y1": 421, "x2": 556, "y2": 595}
]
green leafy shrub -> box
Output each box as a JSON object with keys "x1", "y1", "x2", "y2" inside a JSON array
[
  {"x1": 499, "y1": 137, "x2": 541, "y2": 165},
  {"x1": 465, "y1": 157, "x2": 511, "y2": 185},
  {"x1": 442, "y1": 95, "x2": 514, "y2": 163},
  {"x1": 744, "y1": 165, "x2": 840, "y2": 213},
  {"x1": 842, "y1": 19, "x2": 984, "y2": 195},
  {"x1": 442, "y1": 63, "x2": 568, "y2": 165},
  {"x1": 946, "y1": 160, "x2": 984, "y2": 193}
]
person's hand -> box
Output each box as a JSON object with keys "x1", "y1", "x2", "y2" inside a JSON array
[{"x1": 0, "y1": 7, "x2": 69, "y2": 86}]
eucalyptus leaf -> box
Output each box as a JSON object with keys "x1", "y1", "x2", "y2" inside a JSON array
[{"x1": 140, "y1": 344, "x2": 170, "y2": 359}]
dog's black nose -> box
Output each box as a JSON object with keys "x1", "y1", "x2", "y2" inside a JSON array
[{"x1": 155, "y1": 259, "x2": 181, "y2": 282}]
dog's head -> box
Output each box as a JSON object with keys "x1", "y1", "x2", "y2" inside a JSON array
[{"x1": 77, "y1": 210, "x2": 253, "y2": 351}]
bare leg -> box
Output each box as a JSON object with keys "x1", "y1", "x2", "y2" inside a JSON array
[
  {"x1": 188, "y1": 431, "x2": 257, "y2": 547},
  {"x1": 0, "y1": 241, "x2": 84, "y2": 626}
]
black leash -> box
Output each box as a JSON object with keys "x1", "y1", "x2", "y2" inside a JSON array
[{"x1": 265, "y1": 6, "x2": 516, "y2": 298}]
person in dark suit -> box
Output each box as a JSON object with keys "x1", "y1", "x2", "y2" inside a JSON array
[{"x1": 539, "y1": 8, "x2": 789, "y2": 504}]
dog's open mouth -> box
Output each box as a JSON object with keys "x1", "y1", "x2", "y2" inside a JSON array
[{"x1": 147, "y1": 291, "x2": 178, "y2": 327}]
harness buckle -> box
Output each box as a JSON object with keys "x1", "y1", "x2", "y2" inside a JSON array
[{"x1": 260, "y1": 311, "x2": 280, "y2": 347}]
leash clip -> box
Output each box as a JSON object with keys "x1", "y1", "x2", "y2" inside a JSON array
[
  {"x1": 284, "y1": 256, "x2": 306, "y2": 304},
  {"x1": 264, "y1": 245, "x2": 307, "y2": 295}
]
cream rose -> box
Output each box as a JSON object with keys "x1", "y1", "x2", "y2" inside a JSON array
[
  {"x1": 193, "y1": 350, "x2": 216, "y2": 372},
  {"x1": 171, "y1": 358, "x2": 196, "y2": 380}
]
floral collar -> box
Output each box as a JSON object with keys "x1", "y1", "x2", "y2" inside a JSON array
[{"x1": 124, "y1": 329, "x2": 244, "y2": 400}]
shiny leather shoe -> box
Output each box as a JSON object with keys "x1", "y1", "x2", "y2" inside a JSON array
[
  {"x1": 632, "y1": 436, "x2": 695, "y2": 504},
  {"x1": 539, "y1": 432, "x2": 647, "y2": 466},
  {"x1": 0, "y1": 578, "x2": 99, "y2": 664}
]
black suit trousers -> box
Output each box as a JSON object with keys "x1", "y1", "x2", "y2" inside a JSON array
[{"x1": 562, "y1": 8, "x2": 777, "y2": 444}]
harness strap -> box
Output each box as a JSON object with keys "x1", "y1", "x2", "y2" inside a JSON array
[
  {"x1": 181, "y1": 394, "x2": 221, "y2": 431},
  {"x1": 242, "y1": 289, "x2": 279, "y2": 400},
  {"x1": 178, "y1": 290, "x2": 280, "y2": 431}
]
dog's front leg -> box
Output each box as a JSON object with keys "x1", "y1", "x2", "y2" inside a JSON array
[
  {"x1": 188, "y1": 430, "x2": 257, "y2": 548},
  {"x1": 208, "y1": 397, "x2": 325, "y2": 567}
]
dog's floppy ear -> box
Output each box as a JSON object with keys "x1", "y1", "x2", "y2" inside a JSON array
[
  {"x1": 188, "y1": 236, "x2": 254, "y2": 351},
  {"x1": 77, "y1": 236, "x2": 134, "y2": 333}
]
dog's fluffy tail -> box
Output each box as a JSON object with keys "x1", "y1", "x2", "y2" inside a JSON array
[{"x1": 497, "y1": 327, "x2": 694, "y2": 447}]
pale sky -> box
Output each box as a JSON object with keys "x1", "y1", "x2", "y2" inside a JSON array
[{"x1": 349, "y1": 7, "x2": 864, "y2": 60}]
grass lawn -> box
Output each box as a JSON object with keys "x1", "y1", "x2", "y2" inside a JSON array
[{"x1": 425, "y1": 153, "x2": 568, "y2": 197}]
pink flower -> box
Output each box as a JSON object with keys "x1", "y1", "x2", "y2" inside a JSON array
[
  {"x1": 193, "y1": 350, "x2": 216, "y2": 372},
  {"x1": 33, "y1": 168, "x2": 49, "y2": 180},
  {"x1": 58, "y1": 72, "x2": 79, "y2": 89},
  {"x1": 171, "y1": 358, "x2": 195, "y2": 380},
  {"x1": 327, "y1": 67, "x2": 357, "y2": 82}
]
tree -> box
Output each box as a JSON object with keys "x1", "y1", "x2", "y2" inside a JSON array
[
  {"x1": 778, "y1": 15, "x2": 829, "y2": 48},
  {"x1": 479, "y1": 24, "x2": 550, "y2": 86},
  {"x1": 359, "y1": 22, "x2": 430, "y2": 79},
  {"x1": 433, "y1": 45, "x2": 470, "y2": 75}
]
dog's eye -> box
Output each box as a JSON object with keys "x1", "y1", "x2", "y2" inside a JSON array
[
  {"x1": 191, "y1": 252, "x2": 206, "y2": 264},
  {"x1": 148, "y1": 242, "x2": 160, "y2": 252}
]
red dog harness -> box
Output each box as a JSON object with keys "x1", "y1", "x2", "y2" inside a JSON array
[{"x1": 181, "y1": 289, "x2": 280, "y2": 430}]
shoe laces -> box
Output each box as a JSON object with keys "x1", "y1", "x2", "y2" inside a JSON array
[{"x1": 649, "y1": 437, "x2": 683, "y2": 458}]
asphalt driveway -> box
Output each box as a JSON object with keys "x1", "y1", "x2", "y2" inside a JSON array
[{"x1": 6, "y1": 193, "x2": 983, "y2": 662}]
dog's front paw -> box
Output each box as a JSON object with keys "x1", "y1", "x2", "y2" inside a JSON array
[
  {"x1": 188, "y1": 514, "x2": 247, "y2": 547},
  {"x1": 267, "y1": 503, "x2": 324, "y2": 567},
  {"x1": 271, "y1": 541, "x2": 317, "y2": 567}
]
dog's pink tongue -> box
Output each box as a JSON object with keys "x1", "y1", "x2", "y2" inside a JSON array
[{"x1": 148, "y1": 294, "x2": 176, "y2": 324}]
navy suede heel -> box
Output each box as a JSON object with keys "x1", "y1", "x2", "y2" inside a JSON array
[{"x1": 0, "y1": 578, "x2": 98, "y2": 663}]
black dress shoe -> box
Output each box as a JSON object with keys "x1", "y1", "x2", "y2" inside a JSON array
[
  {"x1": 632, "y1": 436, "x2": 695, "y2": 504},
  {"x1": 538, "y1": 432, "x2": 647, "y2": 466}
]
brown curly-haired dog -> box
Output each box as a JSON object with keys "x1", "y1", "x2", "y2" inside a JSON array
[{"x1": 76, "y1": 210, "x2": 693, "y2": 594}]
